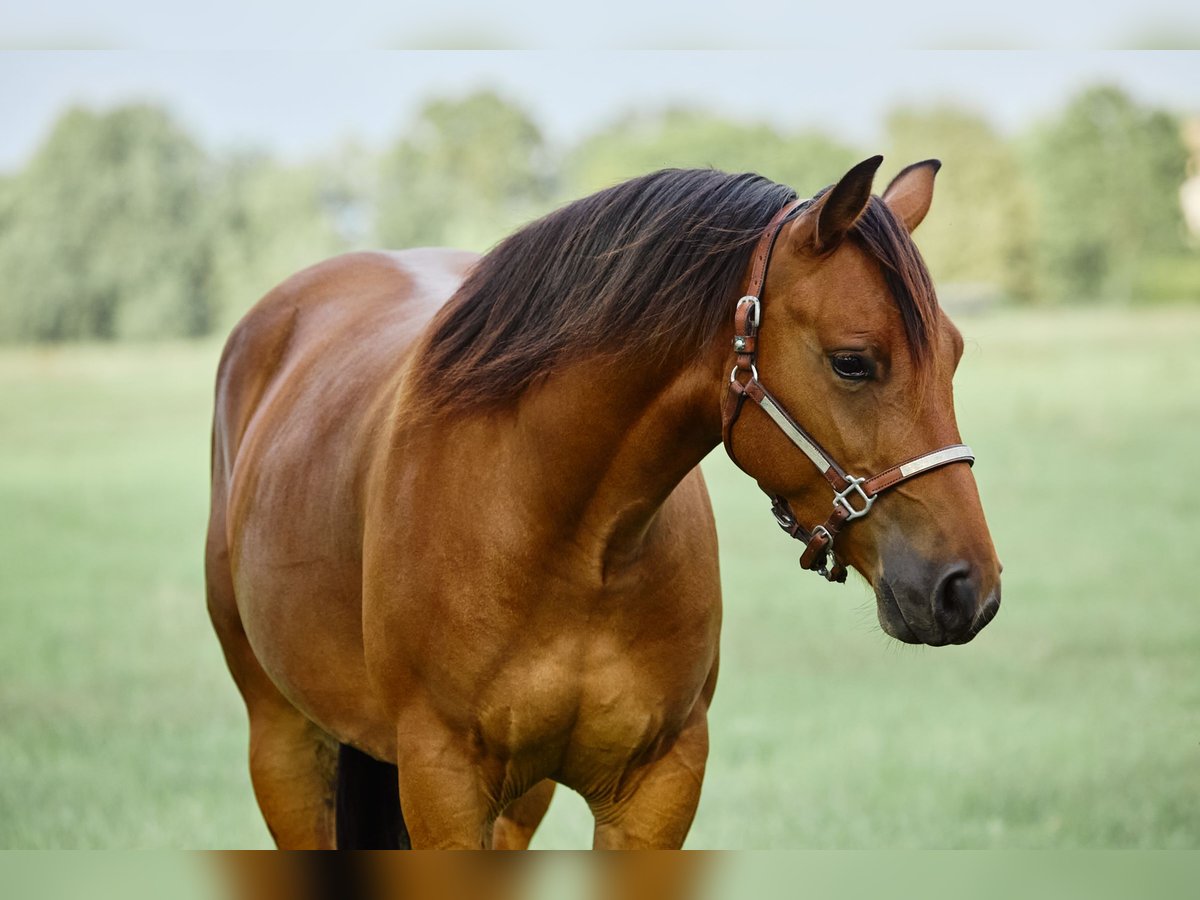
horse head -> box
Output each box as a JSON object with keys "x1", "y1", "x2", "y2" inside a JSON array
[{"x1": 724, "y1": 157, "x2": 1001, "y2": 645}]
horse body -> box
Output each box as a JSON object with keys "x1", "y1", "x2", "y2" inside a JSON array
[
  {"x1": 208, "y1": 248, "x2": 723, "y2": 848},
  {"x1": 207, "y1": 159, "x2": 1002, "y2": 849}
]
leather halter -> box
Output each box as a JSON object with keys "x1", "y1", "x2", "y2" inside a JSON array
[{"x1": 720, "y1": 198, "x2": 976, "y2": 582}]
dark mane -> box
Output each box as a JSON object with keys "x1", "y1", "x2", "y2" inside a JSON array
[{"x1": 414, "y1": 168, "x2": 937, "y2": 413}]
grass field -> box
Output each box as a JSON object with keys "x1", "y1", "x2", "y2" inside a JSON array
[{"x1": 1, "y1": 307, "x2": 1198, "y2": 849}]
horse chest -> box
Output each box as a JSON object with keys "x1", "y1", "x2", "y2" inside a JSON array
[
  {"x1": 466, "y1": 598, "x2": 718, "y2": 776},
  {"x1": 365, "y1": 469, "x2": 723, "y2": 781}
]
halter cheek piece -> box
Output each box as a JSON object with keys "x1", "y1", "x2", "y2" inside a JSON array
[{"x1": 720, "y1": 198, "x2": 976, "y2": 583}]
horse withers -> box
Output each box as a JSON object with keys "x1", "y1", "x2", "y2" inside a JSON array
[{"x1": 205, "y1": 157, "x2": 1000, "y2": 849}]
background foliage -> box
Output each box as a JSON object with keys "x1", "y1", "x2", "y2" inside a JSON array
[{"x1": 0, "y1": 83, "x2": 1196, "y2": 344}]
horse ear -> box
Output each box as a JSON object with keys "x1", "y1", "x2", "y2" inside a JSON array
[
  {"x1": 881, "y1": 159, "x2": 941, "y2": 233},
  {"x1": 795, "y1": 155, "x2": 883, "y2": 255}
]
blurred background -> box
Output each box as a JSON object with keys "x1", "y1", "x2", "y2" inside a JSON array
[{"x1": 0, "y1": 48, "x2": 1197, "y2": 848}]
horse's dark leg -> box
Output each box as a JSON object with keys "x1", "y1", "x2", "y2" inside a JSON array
[
  {"x1": 335, "y1": 745, "x2": 410, "y2": 849},
  {"x1": 492, "y1": 779, "x2": 556, "y2": 849}
]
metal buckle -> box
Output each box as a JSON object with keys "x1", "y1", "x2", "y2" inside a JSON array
[
  {"x1": 738, "y1": 295, "x2": 761, "y2": 329},
  {"x1": 832, "y1": 476, "x2": 875, "y2": 521},
  {"x1": 810, "y1": 525, "x2": 835, "y2": 579},
  {"x1": 771, "y1": 502, "x2": 796, "y2": 530}
]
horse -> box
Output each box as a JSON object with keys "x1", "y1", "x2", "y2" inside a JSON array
[{"x1": 205, "y1": 156, "x2": 1002, "y2": 850}]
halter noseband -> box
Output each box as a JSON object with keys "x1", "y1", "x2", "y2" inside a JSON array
[{"x1": 720, "y1": 198, "x2": 975, "y2": 583}]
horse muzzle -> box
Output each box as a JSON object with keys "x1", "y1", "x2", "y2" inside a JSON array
[{"x1": 875, "y1": 557, "x2": 1002, "y2": 646}]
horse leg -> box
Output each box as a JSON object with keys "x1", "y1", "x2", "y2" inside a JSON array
[
  {"x1": 210, "y1": 626, "x2": 340, "y2": 848},
  {"x1": 207, "y1": 536, "x2": 339, "y2": 848},
  {"x1": 588, "y1": 705, "x2": 710, "y2": 849},
  {"x1": 491, "y1": 779, "x2": 556, "y2": 850},
  {"x1": 244, "y1": 697, "x2": 339, "y2": 848},
  {"x1": 214, "y1": 623, "x2": 339, "y2": 848},
  {"x1": 392, "y1": 711, "x2": 505, "y2": 849}
]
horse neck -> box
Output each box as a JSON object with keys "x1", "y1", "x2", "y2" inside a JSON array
[
  {"x1": 466, "y1": 345, "x2": 727, "y2": 575},
  {"x1": 533, "y1": 353, "x2": 723, "y2": 566}
]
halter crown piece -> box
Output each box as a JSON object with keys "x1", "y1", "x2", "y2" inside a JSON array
[{"x1": 720, "y1": 198, "x2": 977, "y2": 582}]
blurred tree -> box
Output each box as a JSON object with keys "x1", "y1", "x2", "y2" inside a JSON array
[
  {"x1": 563, "y1": 107, "x2": 858, "y2": 199},
  {"x1": 376, "y1": 90, "x2": 553, "y2": 252},
  {"x1": 208, "y1": 148, "x2": 359, "y2": 331},
  {"x1": 0, "y1": 104, "x2": 217, "y2": 342},
  {"x1": 3, "y1": 83, "x2": 1192, "y2": 348},
  {"x1": 0, "y1": 175, "x2": 15, "y2": 259},
  {"x1": 1025, "y1": 86, "x2": 1190, "y2": 303},
  {"x1": 884, "y1": 106, "x2": 1035, "y2": 303}
]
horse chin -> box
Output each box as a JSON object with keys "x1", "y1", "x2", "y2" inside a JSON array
[{"x1": 874, "y1": 578, "x2": 936, "y2": 646}]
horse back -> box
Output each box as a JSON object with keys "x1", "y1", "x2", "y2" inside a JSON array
[{"x1": 211, "y1": 249, "x2": 474, "y2": 474}]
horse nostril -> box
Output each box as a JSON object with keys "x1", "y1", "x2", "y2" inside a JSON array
[{"x1": 933, "y1": 565, "x2": 976, "y2": 633}]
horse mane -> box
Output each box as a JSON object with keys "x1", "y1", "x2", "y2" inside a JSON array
[{"x1": 412, "y1": 168, "x2": 938, "y2": 414}]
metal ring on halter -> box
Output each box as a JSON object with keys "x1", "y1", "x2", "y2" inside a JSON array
[{"x1": 730, "y1": 363, "x2": 759, "y2": 384}]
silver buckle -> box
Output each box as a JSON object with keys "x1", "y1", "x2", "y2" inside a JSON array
[
  {"x1": 810, "y1": 525, "x2": 836, "y2": 579},
  {"x1": 738, "y1": 295, "x2": 761, "y2": 328},
  {"x1": 772, "y1": 503, "x2": 796, "y2": 530},
  {"x1": 833, "y1": 476, "x2": 875, "y2": 521}
]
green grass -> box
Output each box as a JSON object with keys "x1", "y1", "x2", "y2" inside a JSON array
[{"x1": 1, "y1": 308, "x2": 1198, "y2": 848}]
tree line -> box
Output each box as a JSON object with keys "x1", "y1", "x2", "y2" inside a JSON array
[{"x1": 0, "y1": 84, "x2": 1195, "y2": 343}]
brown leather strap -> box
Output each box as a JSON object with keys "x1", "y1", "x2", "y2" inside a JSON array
[
  {"x1": 721, "y1": 198, "x2": 805, "y2": 470},
  {"x1": 732, "y1": 298, "x2": 758, "y2": 370},
  {"x1": 740, "y1": 378, "x2": 848, "y2": 491},
  {"x1": 722, "y1": 379, "x2": 749, "y2": 470},
  {"x1": 862, "y1": 444, "x2": 975, "y2": 495},
  {"x1": 745, "y1": 198, "x2": 805, "y2": 299}
]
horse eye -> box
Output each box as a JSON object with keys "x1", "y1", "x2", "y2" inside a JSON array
[{"x1": 830, "y1": 354, "x2": 872, "y2": 381}]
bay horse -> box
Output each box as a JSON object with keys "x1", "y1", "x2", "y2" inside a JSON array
[{"x1": 205, "y1": 156, "x2": 1001, "y2": 849}]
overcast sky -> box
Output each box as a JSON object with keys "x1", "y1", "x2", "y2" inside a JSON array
[
  {"x1": 1, "y1": 51, "x2": 1197, "y2": 172},
  {"x1": 5, "y1": 1, "x2": 1200, "y2": 50}
]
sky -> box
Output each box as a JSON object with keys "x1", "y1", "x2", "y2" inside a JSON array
[
  {"x1": 4, "y1": 1, "x2": 1200, "y2": 50},
  {"x1": 1, "y1": 51, "x2": 1198, "y2": 172}
]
